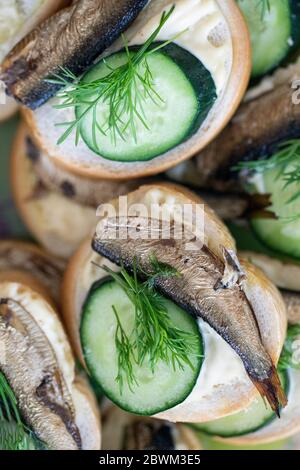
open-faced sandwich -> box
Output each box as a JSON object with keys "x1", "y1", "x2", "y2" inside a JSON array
[
  {"x1": 0, "y1": 0, "x2": 68, "y2": 122},
  {"x1": 1, "y1": 0, "x2": 250, "y2": 179},
  {"x1": 0, "y1": 245, "x2": 101, "y2": 450},
  {"x1": 61, "y1": 184, "x2": 292, "y2": 435}
]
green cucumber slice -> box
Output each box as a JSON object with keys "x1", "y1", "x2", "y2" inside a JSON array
[
  {"x1": 249, "y1": 167, "x2": 300, "y2": 259},
  {"x1": 78, "y1": 43, "x2": 216, "y2": 162},
  {"x1": 80, "y1": 278, "x2": 203, "y2": 415},
  {"x1": 191, "y1": 370, "x2": 288, "y2": 437},
  {"x1": 195, "y1": 431, "x2": 288, "y2": 450},
  {"x1": 237, "y1": 0, "x2": 292, "y2": 78}
]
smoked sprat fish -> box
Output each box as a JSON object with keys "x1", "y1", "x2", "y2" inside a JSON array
[
  {"x1": 0, "y1": 298, "x2": 81, "y2": 449},
  {"x1": 92, "y1": 216, "x2": 287, "y2": 416},
  {"x1": 0, "y1": 0, "x2": 148, "y2": 109}
]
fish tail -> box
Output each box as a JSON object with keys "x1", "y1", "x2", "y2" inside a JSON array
[{"x1": 251, "y1": 365, "x2": 287, "y2": 417}]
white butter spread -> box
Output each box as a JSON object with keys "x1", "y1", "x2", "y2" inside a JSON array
[
  {"x1": 182, "y1": 318, "x2": 248, "y2": 402},
  {"x1": 126, "y1": 0, "x2": 232, "y2": 96},
  {"x1": 0, "y1": 0, "x2": 43, "y2": 62}
]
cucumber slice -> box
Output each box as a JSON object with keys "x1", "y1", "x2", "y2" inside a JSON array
[
  {"x1": 191, "y1": 370, "x2": 288, "y2": 437},
  {"x1": 80, "y1": 279, "x2": 203, "y2": 415},
  {"x1": 78, "y1": 43, "x2": 216, "y2": 162},
  {"x1": 196, "y1": 431, "x2": 288, "y2": 450},
  {"x1": 250, "y1": 167, "x2": 300, "y2": 259},
  {"x1": 237, "y1": 0, "x2": 292, "y2": 78}
]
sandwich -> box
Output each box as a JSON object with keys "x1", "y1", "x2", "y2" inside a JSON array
[
  {"x1": 2, "y1": 0, "x2": 250, "y2": 179},
  {"x1": 61, "y1": 184, "x2": 288, "y2": 427},
  {"x1": 0, "y1": 274, "x2": 101, "y2": 449}
]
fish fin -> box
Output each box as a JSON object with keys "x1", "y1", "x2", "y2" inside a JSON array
[
  {"x1": 215, "y1": 248, "x2": 246, "y2": 290},
  {"x1": 251, "y1": 365, "x2": 287, "y2": 417}
]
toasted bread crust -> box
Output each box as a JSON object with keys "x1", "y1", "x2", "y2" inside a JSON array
[
  {"x1": 22, "y1": 0, "x2": 250, "y2": 180},
  {"x1": 62, "y1": 184, "x2": 286, "y2": 423}
]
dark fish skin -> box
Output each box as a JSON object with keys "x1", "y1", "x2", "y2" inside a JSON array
[
  {"x1": 0, "y1": 0, "x2": 148, "y2": 109},
  {"x1": 92, "y1": 217, "x2": 287, "y2": 415},
  {"x1": 0, "y1": 298, "x2": 81, "y2": 450},
  {"x1": 191, "y1": 82, "x2": 300, "y2": 192}
]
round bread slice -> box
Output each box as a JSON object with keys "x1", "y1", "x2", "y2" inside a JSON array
[
  {"x1": 102, "y1": 404, "x2": 201, "y2": 450},
  {"x1": 0, "y1": 239, "x2": 64, "y2": 304},
  {"x1": 0, "y1": 280, "x2": 101, "y2": 450},
  {"x1": 62, "y1": 183, "x2": 286, "y2": 423},
  {"x1": 11, "y1": 122, "x2": 98, "y2": 259},
  {"x1": 11, "y1": 122, "x2": 148, "y2": 258},
  {"x1": 15, "y1": 122, "x2": 148, "y2": 207},
  {"x1": 23, "y1": 0, "x2": 250, "y2": 180}
]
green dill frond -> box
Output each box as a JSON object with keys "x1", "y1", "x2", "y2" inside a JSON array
[
  {"x1": 234, "y1": 139, "x2": 300, "y2": 220},
  {"x1": 51, "y1": 6, "x2": 182, "y2": 146},
  {"x1": 113, "y1": 305, "x2": 138, "y2": 394},
  {"x1": 257, "y1": 0, "x2": 271, "y2": 20},
  {"x1": 103, "y1": 258, "x2": 199, "y2": 392},
  {"x1": 0, "y1": 372, "x2": 44, "y2": 450}
]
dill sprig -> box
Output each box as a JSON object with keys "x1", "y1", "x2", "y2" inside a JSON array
[
  {"x1": 113, "y1": 306, "x2": 138, "y2": 393},
  {"x1": 103, "y1": 257, "x2": 200, "y2": 392},
  {"x1": 238, "y1": 0, "x2": 271, "y2": 20},
  {"x1": 0, "y1": 372, "x2": 33, "y2": 450},
  {"x1": 233, "y1": 140, "x2": 300, "y2": 177},
  {"x1": 278, "y1": 325, "x2": 300, "y2": 372},
  {"x1": 234, "y1": 140, "x2": 300, "y2": 218},
  {"x1": 49, "y1": 6, "x2": 181, "y2": 147},
  {"x1": 257, "y1": 0, "x2": 271, "y2": 19}
]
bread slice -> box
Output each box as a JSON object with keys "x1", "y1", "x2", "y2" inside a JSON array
[
  {"x1": 11, "y1": 122, "x2": 148, "y2": 258},
  {"x1": 0, "y1": 280, "x2": 101, "y2": 449},
  {"x1": 0, "y1": 239, "x2": 64, "y2": 305},
  {"x1": 62, "y1": 183, "x2": 286, "y2": 423},
  {"x1": 22, "y1": 0, "x2": 250, "y2": 180},
  {"x1": 11, "y1": 122, "x2": 98, "y2": 259}
]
